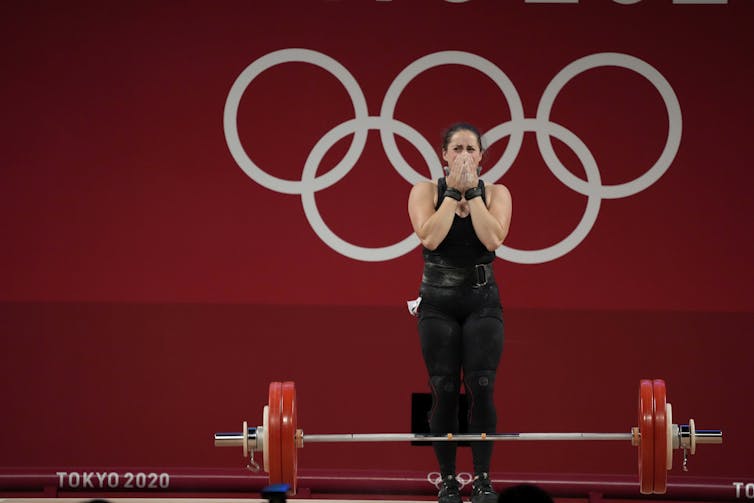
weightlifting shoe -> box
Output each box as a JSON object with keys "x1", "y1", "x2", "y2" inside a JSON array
[
  {"x1": 437, "y1": 474, "x2": 462, "y2": 503},
  {"x1": 470, "y1": 473, "x2": 497, "y2": 503}
]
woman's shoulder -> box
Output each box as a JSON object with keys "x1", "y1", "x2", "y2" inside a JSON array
[
  {"x1": 483, "y1": 180, "x2": 509, "y2": 190},
  {"x1": 484, "y1": 182, "x2": 512, "y2": 201},
  {"x1": 409, "y1": 180, "x2": 440, "y2": 208},
  {"x1": 411, "y1": 180, "x2": 439, "y2": 192}
]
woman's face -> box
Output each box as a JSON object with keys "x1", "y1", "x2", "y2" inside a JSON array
[{"x1": 442, "y1": 130, "x2": 483, "y2": 168}]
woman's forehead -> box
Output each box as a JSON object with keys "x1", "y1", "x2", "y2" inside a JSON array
[{"x1": 449, "y1": 130, "x2": 479, "y2": 146}]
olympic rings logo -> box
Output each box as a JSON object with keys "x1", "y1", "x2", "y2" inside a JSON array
[
  {"x1": 427, "y1": 472, "x2": 474, "y2": 490},
  {"x1": 224, "y1": 49, "x2": 681, "y2": 264}
]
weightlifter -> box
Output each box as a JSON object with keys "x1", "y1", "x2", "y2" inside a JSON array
[{"x1": 408, "y1": 122, "x2": 512, "y2": 503}]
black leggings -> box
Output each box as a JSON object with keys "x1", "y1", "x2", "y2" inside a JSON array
[{"x1": 417, "y1": 282, "x2": 504, "y2": 477}]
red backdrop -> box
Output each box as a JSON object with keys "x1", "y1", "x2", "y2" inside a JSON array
[{"x1": 1, "y1": 0, "x2": 752, "y2": 488}]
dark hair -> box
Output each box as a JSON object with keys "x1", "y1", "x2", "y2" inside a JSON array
[
  {"x1": 498, "y1": 484, "x2": 554, "y2": 503},
  {"x1": 441, "y1": 122, "x2": 484, "y2": 153}
]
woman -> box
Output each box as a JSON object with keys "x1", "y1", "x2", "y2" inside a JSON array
[{"x1": 408, "y1": 122, "x2": 512, "y2": 503}]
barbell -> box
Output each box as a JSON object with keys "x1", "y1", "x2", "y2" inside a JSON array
[{"x1": 213, "y1": 379, "x2": 722, "y2": 495}]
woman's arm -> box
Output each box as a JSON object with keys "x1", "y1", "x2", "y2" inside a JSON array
[
  {"x1": 467, "y1": 184, "x2": 512, "y2": 251},
  {"x1": 408, "y1": 181, "x2": 458, "y2": 251}
]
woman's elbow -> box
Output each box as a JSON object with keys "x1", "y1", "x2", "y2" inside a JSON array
[
  {"x1": 485, "y1": 239, "x2": 502, "y2": 252},
  {"x1": 421, "y1": 237, "x2": 440, "y2": 250},
  {"x1": 484, "y1": 231, "x2": 508, "y2": 251}
]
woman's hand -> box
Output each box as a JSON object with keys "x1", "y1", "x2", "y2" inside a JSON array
[{"x1": 446, "y1": 152, "x2": 479, "y2": 192}]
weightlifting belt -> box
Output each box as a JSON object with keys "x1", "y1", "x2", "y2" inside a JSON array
[{"x1": 421, "y1": 262, "x2": 494, "y2": 288}]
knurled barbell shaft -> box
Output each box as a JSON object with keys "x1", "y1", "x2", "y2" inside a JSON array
[
  {"x1": 302, "y1": 432, "x2": 633, "y2": 442},
  {"x1": 213, "y1": 428, "x2": 722, "y2": 447}
]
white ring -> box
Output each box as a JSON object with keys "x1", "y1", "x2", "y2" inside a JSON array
[
  {"x1": 496, "y1": 119, "x2": 601, "y2": 264},
  {"x1": 536, "y1": 52, "x2": 682, "y2": 199},
  {"x1": 456, "y1": 472, "x2": 474, "y2": 489},
  {"x1": 301, "y1": 116, "x2": 441, "y2": 261},
  {"x1": 242, "y1": 420, "x2": 248, "y2": 458},
  {"x1": 427, "y1": 472, "x2": 442, "y2": 489},
  {"x1": 224, "y1": 49, "x2": 369, "y2": 194},
  {"x1": 380, "y1": 51, "x2": 525, "y2": 185},
  {"x1": 262, "y1": 406, "x2": 270, "y2": 473}
]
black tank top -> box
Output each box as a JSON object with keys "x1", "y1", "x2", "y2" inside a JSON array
[{"x1": 422, "y1": 178, "x2": 496, "y2": 268}]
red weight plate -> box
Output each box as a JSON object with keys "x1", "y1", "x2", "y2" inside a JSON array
[
  {"x1": 267, "y1": 381, "x2": 283, "y2": 485},
  {"x1": 638, "y1": 379, "x2": 654, "y2": 495},
  {"x1": 653, "y1": 379, "x2": 668, "y2": 494},
  {"x1": 281, "y1": 381, "x2": 298, "y2": 493}
]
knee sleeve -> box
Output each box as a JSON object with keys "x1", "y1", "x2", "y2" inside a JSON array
[
  {"x1": 428, "y1": 374, "x2": 460, "y2": 433},
  {"x1": 463, "y1": 370, "x2": 497, "y2": 431}
]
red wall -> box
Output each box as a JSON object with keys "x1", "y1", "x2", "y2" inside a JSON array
[{"x1": 1, "y1": 0, "x2": 752, "y2": 486}]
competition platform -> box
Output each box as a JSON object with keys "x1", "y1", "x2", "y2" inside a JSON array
[
  {"x1": 0, "y1": 379, "x2": 736, "y2": 502},
  {"x1": 0, "y1": 468, "x2": 745, "y2": 502}
]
